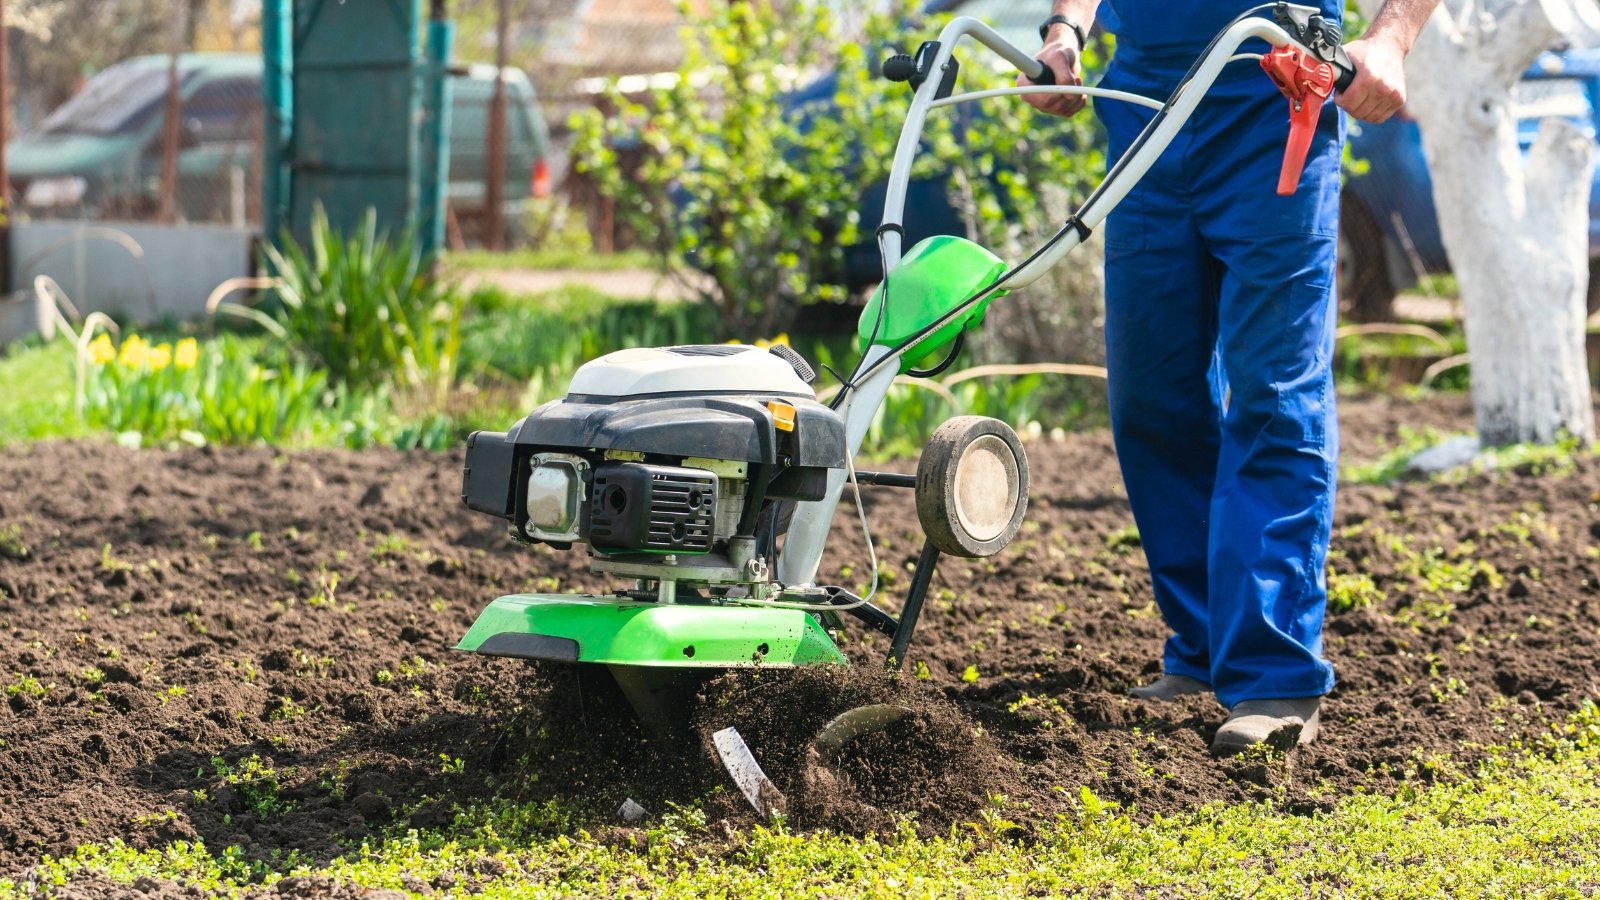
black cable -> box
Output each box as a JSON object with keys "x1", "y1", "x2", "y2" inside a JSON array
[
  {"x1": 829, "y1": 225, "x2": 899, "y2": 412},
  {"x1": 906, "y1": 330, "x2": 965, "y2": 378}
]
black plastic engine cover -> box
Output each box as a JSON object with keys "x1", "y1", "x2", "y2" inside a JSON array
[
  {"x1": 461, "y1": 430, "x2": 517, "y2": 517},
  {"x1": 507, "y1": 395, "x2": 846, "y2": 469},
  {"x1": 588, "y1": 463, "x2": 716, "y2": 553}
]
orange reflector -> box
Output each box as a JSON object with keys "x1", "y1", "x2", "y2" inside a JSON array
[{"x1": 767, "y1": 400, "x2": 796, "y2": 432}]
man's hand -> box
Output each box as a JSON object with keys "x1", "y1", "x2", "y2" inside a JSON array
[
  {"x1": 1021, "y1": 27, "x2": 1084, "y2": 118},
  {"x1": 1337, "y1": 37, "x2": 1408, "y2": 123}
]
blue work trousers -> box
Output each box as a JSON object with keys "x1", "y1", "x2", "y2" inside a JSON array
[{"x1": 1095, "y1": 64, "x2": 1339, "y2": 707}]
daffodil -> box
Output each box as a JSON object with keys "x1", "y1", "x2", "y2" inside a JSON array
[
  {"x1": 117, "y1": 334, "x2": 149, "y2": 370},
  {"x1": 753, "y1": 333, "x2": 790, "y2": 349},
  {"x1": 174, "y1": 338, "x2": 199, "y2": 371},
  {"x1": 148, "y1": 343, "x2": 173, "y2": 371},
  {"x1": 87, "y1": 333, "x2": 115, "y2": 366}
]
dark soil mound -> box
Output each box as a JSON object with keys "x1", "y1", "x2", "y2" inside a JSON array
[{"x1": 2, "y1": 393, "x2": 1599, "y2": 873}]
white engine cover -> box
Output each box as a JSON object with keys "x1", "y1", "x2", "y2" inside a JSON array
[{"x1": 566, "y1": 345, "x2": 816, "y2": 399}]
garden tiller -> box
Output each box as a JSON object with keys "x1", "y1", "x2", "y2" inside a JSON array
[{"x1": 456, "y1": 3, "x2": 1354, "y2": 810}]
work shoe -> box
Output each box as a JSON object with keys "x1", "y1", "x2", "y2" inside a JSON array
[
  {"x1": 1128, "y1": 674, "x2": 1210, "y2": 701},
  {"x1": 1211, "y1": 697, "x2": 1321, "y2": 756}
]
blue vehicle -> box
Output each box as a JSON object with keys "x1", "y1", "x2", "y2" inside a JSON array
[{"x1": 1340, "y1": 48, "x2": 1600, "y2": 318}]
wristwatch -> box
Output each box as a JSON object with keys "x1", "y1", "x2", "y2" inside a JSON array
[{"x1": 1039, "y1": 14, "x2": 1087, "y2": 49}]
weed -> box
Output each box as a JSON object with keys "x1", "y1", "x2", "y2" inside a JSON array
[
  {"x1": 1007, "y1": 693, "x2": 1073, "y2": 729},
  {"x1": 269, "y1": 696, "x2": 307, "y2": 721},
  {"x1": 98, "y1": 544, "x2": 133, "y2": 573},
  {"x1": 1430, "y1": 677, "x2": 1468, "y2": 704},
  {"x1": 5, "y1": 673, "x2": 51, "y2": 700},
  {"x1": 1099, "y1": 524, "x2": 1141, "y2": 555},
  {"x1": 307, "y1": 569, "x2": 341, "y2": 607},
  {"x1": 1327, "y1": 570, "x2": 1384, "y2": 614},
  {"x1": 212, "y1": 754, "x2": 294, "y2": 818},
  {"x1": 181, "y1": 610, "x2": 206, "y2": 635},
  {"x1": 398, "y1": 656, "x2": 434, "y2": 680},
  {"x1": 439, "y1": 754, "x2": 465, "y2": 775},
  {"x1": 963, "y1": 793, "x2": 1024, "y2": 844},
  {"x1": 129, "y1": 809, "x2": 179, "y2": 829},
  {"x1": 961, "y1": 664, "x2": 981, "y2": 684},
  {"x1": 0, "y1": 523, "x2": 30, "y2": 560},
  {"x1": 370, "y1": 533, "x2": 413, "y2": 558}
]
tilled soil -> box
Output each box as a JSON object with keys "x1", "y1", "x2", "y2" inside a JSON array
[{"x1": 3, "y1": 392, "x2": 1599, "y2": 875}]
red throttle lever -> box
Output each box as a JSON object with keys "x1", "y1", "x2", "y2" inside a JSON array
[{"x1": 1261, "y1": 46, "x2": 1337, "y2": 196}]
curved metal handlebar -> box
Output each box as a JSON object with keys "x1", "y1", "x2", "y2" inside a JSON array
[{"x1": 877, "y1": 15, "x2": 1323, "y2": 275}]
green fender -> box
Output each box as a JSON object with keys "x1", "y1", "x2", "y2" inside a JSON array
[
  {"x1": 859, "y1": 235, "x2": 1008, "y2": 373},
  {"x1": 455, "y1": 594, "x2": 848, "y2": 668}
]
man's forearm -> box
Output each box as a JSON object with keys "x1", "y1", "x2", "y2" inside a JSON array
[
  {"x1": 1362, "y1": 0, "x2": 1442, "y2": 54},
  {"x1": 1047, "y1": 0, "x2": 1099, "y2": 39}
]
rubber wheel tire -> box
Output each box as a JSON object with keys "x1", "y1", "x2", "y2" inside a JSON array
[
  {"x1": 915, "y1": 416, "x2": 1029, "y2": 559},
  {"x1": 1339, "y1": 193, "x2": 1397, "y2": 323}
]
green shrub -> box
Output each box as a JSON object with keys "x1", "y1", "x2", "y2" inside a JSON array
[
  {"x1": 240, "y1": 206, "x2": 463, "y2": 397},
  {"x1": 573, "y1": 0, "x2": 1108, "y2": 369},
  {"x1": 571, "y1": 2, "x2": 930, "y2": 332}
]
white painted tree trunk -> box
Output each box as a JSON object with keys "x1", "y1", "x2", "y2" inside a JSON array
[{"x1": 1356, "y1": 0, "x2": 1596, "y2": 445}]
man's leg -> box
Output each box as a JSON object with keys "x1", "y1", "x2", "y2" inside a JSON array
[
  {"x1": 1190, "y1": 87, "x2": 1341, "y2": 737},
  {"x1": 1097, "y1": 84, "x2": 1221, "y2": 692}
]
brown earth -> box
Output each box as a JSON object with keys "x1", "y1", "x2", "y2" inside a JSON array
[{"x1": 3, "y1": 391, "x2": 1599, "y2": 878}]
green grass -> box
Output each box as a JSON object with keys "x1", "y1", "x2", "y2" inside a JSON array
[
  {"x1": 1342, "y1": 426, "x2": 1592, "y2": 486},
  {"x1": 6, "y1": 736, "x2": 1599, "y2": 898},
  {"x1": 0, "y1": 340, "x2": 91, "y2": 445},
  {"x1": 445, "y1": 247, "x2": 656, "y2": 273}
]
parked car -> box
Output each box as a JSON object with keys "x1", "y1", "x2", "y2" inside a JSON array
[
  {"x1": 1341, "y1": 48, "x2": 1600, "y2": 318},
  {"x1": 7, "y1": 54, "x2": 552, "y2": 231}
]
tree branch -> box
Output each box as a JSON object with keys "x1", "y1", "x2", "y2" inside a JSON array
[{"x1": 1484, "y1": 0, "x2": 1571, "y2": 87}]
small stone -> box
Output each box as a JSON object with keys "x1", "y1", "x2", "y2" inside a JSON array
[
  {"x1": 619, "y1": 798, "x2": 648, "y2": 823},
  {"x1": 1404, "y1": 435, "x2": 1480, "y2": 477}
]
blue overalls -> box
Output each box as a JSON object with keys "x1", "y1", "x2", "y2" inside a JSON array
[{"x1": 1094, "y1": 2, "x2": 1341, "y2": 707}]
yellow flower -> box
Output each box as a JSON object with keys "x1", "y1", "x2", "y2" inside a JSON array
[
  {"x1": 174, "y1": 338, "x2": 199, "y2": 371},
  {"x1": 753, "y1": 333, "x2": 790, "y2": 349},
  {"x1": 87, "y1": 333, "x2": 115, "y2": 366},
  {"x1": 148, "y1": 343, "x2": 173, "y2": 371},
  {"x1": 116, "y1": 334, "x2": 149, "y2": 370}
]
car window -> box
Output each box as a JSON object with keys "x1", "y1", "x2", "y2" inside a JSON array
[
  {"x1": 39, "y1": 64, "x2": 191, "y2": 137},
  {"x1": 182, "y1": 78, "x2": 262, "y2": 144}
]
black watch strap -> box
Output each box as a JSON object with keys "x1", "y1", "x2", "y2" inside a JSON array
[{"x1": 1039, "y1": 14, "x2": 1087, "y2": 49}]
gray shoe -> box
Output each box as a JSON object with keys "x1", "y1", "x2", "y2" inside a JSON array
[
  {"x1": 1211, "y1": 697, "x2": 1321, "y2": 756},
  {"x1": 1128, "y1": 674, "x2": 1210, "y2": 701}
]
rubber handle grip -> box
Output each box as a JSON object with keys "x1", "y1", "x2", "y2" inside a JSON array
[
  {"x1": 1332, "y1": 61, "x2": 1356, "y2": 92},
  {"x1": 1331, "y1": 46, "x2": 1357, "y2": 92},
  {"x1": 1028, "y1": 60, "x2": 1057, "y2": 86}
]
